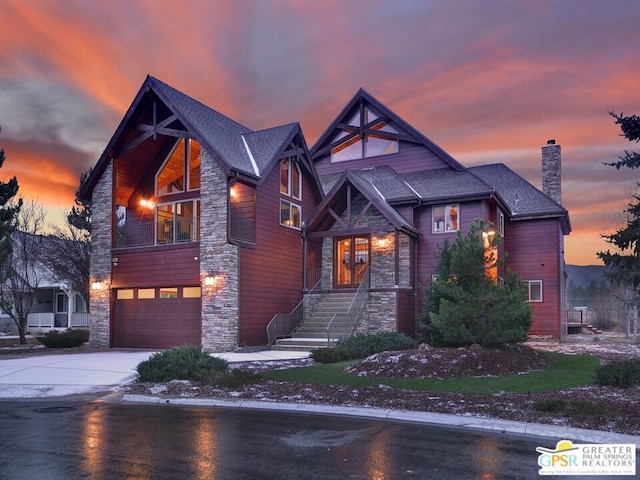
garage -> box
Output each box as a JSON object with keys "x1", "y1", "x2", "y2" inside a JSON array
[{"x1": 113, "y1": 286, "x2": 201, "y2": 349}]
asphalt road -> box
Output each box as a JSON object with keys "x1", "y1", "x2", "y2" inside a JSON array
[{"x1": 0, "y1": 399, "x2": 636, "y2": 480}]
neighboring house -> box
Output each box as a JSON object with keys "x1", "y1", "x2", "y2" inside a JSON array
[
  {"x1": 0, "y1": 233, "x2": 89, "y2": 335},
  {"x1": 80, "y1": 76, "x2": 570, "y2": 351}
]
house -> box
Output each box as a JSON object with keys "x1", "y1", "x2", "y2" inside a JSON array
[
  {"x1": 80, "y1": 76, "x2": 570, "y2": 351},
  {"x1": 0, "y1": 233, "x2": 89, "y2": 336}
]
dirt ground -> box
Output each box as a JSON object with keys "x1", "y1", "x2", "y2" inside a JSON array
[{"x1": 122, "y1": 333, "x2": 640, "y2": 436}]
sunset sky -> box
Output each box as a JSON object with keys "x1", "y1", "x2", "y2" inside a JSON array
[{"x1": 0, "y1": 0, "x2": 639, "y2": 265}]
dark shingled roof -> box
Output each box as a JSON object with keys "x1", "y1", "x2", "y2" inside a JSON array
[
  {"x1": 319, "y1": 166, "x2": 417, "y2": 202},
  {"x1": 468, "y1": 164, "x2": 568, "y2": 218},
  {"x1": 150, "y1": 77, "x2": 256, "y2": 175},
  {"x1": 400, "y1": 168, "x2": 493, "y2": 202},
  {"x1": 242, "y1": 123, "x2": 300, "y2": 175}
]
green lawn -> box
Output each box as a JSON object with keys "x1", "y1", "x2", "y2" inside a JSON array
[{"x1": 262, "y1": 352, "x2": 599, "y2": 394}]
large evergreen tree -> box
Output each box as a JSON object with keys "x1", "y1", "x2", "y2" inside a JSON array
[
  {"x1": 425, "y1": 219, "x2": 531, "y2": 347},
  {"x1": 598, "y1": 112, "x2": 640, "y2": 290}
]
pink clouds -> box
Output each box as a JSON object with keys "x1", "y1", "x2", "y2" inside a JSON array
[{"x1": 0, "y1": 0, "x2": 638, "y2": 265}]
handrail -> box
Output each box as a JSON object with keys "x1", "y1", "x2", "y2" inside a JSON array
[
  {"x1": 266, "y1": 271, "x2": 328, "y2": 346},
  {"x1": 115, "y1": 217, "x2": 201, "y2": 248},
  {"x1": 326, "y1": 267, "x2": 370, "y2": 343}
]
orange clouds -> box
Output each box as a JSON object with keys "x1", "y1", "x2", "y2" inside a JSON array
[{"x1": 0, "y1": 0, "x2": 638, "y2": 266}]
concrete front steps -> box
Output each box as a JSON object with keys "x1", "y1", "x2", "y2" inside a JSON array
[{"x1": 271, "y1": 291, "x2": 355, "y2": 352}]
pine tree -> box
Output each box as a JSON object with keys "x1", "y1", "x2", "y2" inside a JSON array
[
  {"x1": 426, "y1": 219, "x2": 531, "y2": 347},
  {"x1": 598, "y1": 112, "x2": 640, "y2": 290},
  {"x1": 0, "y1": 128, "x2": 22, "y2": 285}
]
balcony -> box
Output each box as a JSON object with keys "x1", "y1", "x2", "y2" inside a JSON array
[{"x1": 116, "y1": 217, "x2": 200, "y2": 248}]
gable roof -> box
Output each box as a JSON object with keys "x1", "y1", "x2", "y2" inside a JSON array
[
  {"x1": 80, "y1": 76, "x2": 322, "y2": 199},
  {"x1": 469, "y1": 164, "x2": 571, "y2": 233},
  {"x1": 320, "y1": 166, "x2": 419, "y2": 203},
  {"x1": 307, "y1": 170, "x2": 420, "y2": 237},
  {"x1": 310, "y1": 88, "x2": 465, "y2": 171}
]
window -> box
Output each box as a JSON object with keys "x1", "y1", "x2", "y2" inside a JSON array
[
  {"x1": 156, "y1": 200, "x2": 200, "y2": 243},
  {"x1": 523, "y1": 281, "x2": 543, "y2": 302},
  {"x1": 159, "y1": 287, "x2": 178, "y2": 298},
  {"x1": 280, "y1": 158, "x2": 302, "y2": 200},
  {"x1": 280, "y1": 200, "x2": 301, "y2": 229},
  {"x1": 279, "y1": 158, "x2": 302, "y2": 229},
  {"x1": 55, "y1": 293, "x2": 68, "y2": 314},
  {"x1": 183, "y1": 287, "x2": 201, "y2": 298},
  {"x1": 498, "y1": 209, "x2": 505, "y2": 237},
  {"x1": 432, "y1": 205, "x2": 459, "y2": 233},
  {"x1": 331, "y1": 108, "x2": 398, "y2": 162},
  {"x1": 156, "y1": 138, "x2": 201, "y2": 195},
  {"x1": 74, "y1": 295, "x2": 87, "y2": 313},
  {"x1": 138, "y1": 289, "x2": 156, "y2": 299},
  {"x1": 117, "y1": 289, "x2": 134, "y2": 300}
]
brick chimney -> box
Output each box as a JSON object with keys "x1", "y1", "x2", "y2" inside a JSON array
[{"x1": 541, "y1": 139, "x2": 561, "y2": 204}]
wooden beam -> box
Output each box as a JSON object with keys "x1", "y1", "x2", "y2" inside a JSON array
[{"x1": 353, "y1": 201, "x2": 372, "y2": 228}]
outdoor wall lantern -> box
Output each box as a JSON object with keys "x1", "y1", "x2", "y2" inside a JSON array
[
  {"x1": 204, "y1": 270, "x2": 219, "y2": 287},
  {"x1": 91, "y1": 279, "x2": 104, "y2": 291}
]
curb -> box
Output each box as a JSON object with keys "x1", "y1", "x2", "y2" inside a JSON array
[{"x1": 119, "y1": 394, "x2": 640, "y2": 448}]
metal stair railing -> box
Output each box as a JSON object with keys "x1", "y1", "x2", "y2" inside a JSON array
[
  {"x1": 266, "y1": 272, "x2": 327, "y2": 346},
  {"x1": 326, "y1": 267, "x2": 370, "y2": 344}
]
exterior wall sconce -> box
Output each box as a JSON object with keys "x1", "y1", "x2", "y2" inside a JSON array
[
  {"x1": 204, "y1": 271, "x2": 219, "y2": 287},
  {"x1": 91, "y1": 280, "x2": 104, "y2": 291},
  {"x1": 140, "y1": 198, "x2": 155, "y2": 209},
  {"x1": 377, "y1": 238, "x2": 387, "y2": 248}
]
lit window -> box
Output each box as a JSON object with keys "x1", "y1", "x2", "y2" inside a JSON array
[
  {"x1": 117, "y1": 289, "x2": 134, "y2": 300},
  {"x1": 432, "y1": 205, "x2": 459, "y2": 233},
  {"x1": 159, "y1": 288, "x2": 178, "y2": 298},
  {"x1": 280, "y1": 200, "x2": 301, "y2": 229},
  {"x1": 498, "y1": 210, "x2": 505, "y2": 237},
  {"x1": 138, "y1": 289, "x2": 155, "y2": 299},
  {"x1": 183, "y1": 287, "x2": 201, "y2": 298},
  {"x1": 156, "y1": 138, "x2": 201, "y2": 195},
  {"x1": 156, "y1": 200, "x2": 200, "y2": 244},
  {"x1": 523, "y1": 281, "x2": 543, "y2": 302}
]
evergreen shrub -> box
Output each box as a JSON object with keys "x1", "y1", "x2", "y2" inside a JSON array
[
  {"x1": 311, "y1": 332, "x2": 418, "y2": 363},
  {"x1": 39, "y1": 328, "x2": 89, "y2": 348},
  {"x1": 136, "y1": 344, "x2": 229, "y2": 382},
  {"x1": 594, "y1": 358, "x2": 640, "y2": 388}
]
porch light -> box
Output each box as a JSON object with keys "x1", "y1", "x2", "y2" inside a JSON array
[
  {"x1": 377, "y1": 238, "x2": 388, "y2": 248},
  {"x1": 204, "y1": 271, "x2": 218, "y2": 287},
  {"x1": 140, "y1": 198, "x2": 155, "y2": 209},
  {"x1": 91, "y1": 280, "x2": 104, "y2": 291}
]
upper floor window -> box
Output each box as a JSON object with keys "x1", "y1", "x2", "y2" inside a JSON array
[
  {"x1": 280, "y1": 158, "x2": 302, "y2": 199},
  {"x1": 156, "y1": 138, "x2": 201, "y2": 195},
  {"x1": 498, "y1": 209, "x2": 505, "y2": 237},
  {"x1": 280, "y1": 200, "x2": 301, "y2": 229},
  {"x1": 331, "y1": 107, "x2": 398, "y2": 162},
  {"x1": 432, "y1": 204, "x2": 459, "y2": 233},
  {"x1": 156, "y1": 200, "x2": 201, "y2": 243}
]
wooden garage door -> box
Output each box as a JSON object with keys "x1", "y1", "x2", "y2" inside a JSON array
[{"x1": 113, "y1": 286, "x2": 201, "y2": 349}]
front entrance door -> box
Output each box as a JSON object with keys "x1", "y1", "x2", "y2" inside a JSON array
[{"x1": 335, "y1": 236, "x2": 369, "y2": 288}]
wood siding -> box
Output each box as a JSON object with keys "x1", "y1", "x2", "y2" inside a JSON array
[
  {"x1": 396, "y1": 291, "x2": 416, "y2": 335},
  {"x1": 111, "y1": 244, "x2": 200, "y2": 288},
  {"x1": 504, "y1": 218, "x2": 563, "y2": 337},
  {"x1": 314, "y1": 142, "x2": 453, "y2": 176},
  {"x1": 414, "y1": 201, "x2": 487, "y2": 289},
  {"x1": 237, "y1": 161, "x2": 323, "y2": 345}
]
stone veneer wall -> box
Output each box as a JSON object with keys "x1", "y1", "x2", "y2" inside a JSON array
[
  {"x1": 89, "y1": 160, "x2": 113, "y2": 347},
  {"x1": 199, "y1": 150, "x2": 239, "y2": 352},
  {"x1": 318, "y1": 193, "x2": 401, "y2": 334}
]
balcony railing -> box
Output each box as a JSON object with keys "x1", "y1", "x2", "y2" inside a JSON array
[{"x1": 116, "y1": 217, "x2": 200, "y2": 248}]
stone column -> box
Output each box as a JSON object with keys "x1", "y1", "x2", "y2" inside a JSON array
[
  {"x1": 199, "y1": 151, "x2": 239, "y2": 352},
  {"x1": 89, "y1": 160, "x2": 113, "y2": 348}
]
